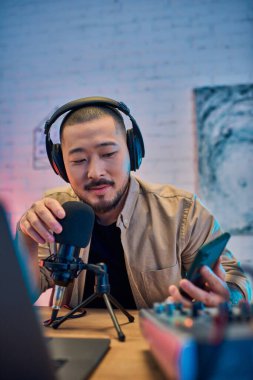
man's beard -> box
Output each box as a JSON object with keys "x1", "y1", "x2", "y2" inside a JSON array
[{"x1": 82, "y1": 178, "x2": 130, "y2": 214}]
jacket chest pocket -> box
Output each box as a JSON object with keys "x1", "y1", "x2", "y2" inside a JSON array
[{"x1": 141, "y1": 265, "x2": 181, "y2": 307}]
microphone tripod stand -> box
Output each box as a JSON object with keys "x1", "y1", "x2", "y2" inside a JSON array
[{"x1": 51, "y1": 262, "x2": 135, "y2": 341}]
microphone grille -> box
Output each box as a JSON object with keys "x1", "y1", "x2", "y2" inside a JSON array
[{"x1": 54, "y1": 201, "x2": 95, "y2": 248}]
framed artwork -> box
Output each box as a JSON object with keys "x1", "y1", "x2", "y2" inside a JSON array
[{"x1": 194, "y1": 84, "x2": 253, "y2": 235}]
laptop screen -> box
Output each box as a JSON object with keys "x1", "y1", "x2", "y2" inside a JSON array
[
  {"x1": 0, "y1": 201, "x2": 56, "y2": 380},
  {"x1": 0, "y1": 202, "x2": 110, "y2": 380}
]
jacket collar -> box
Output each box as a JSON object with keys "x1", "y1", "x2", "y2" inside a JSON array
[{"x1": 117, "y1": 174, "x2": 140, "y2": 229}]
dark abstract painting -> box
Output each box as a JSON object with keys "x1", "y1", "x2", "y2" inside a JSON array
[{"x1": 194, "y1": 84, "x2": 253, "y2": 235}]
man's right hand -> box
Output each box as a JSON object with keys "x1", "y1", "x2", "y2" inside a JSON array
[{"x1": 19, "y1": 198, "x2": 66, "y2": 244}]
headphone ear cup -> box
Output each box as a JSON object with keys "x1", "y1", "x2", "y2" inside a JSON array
[
  {"x1": 51, "y1": 144, "x2": 69, "y2": 183},
  {"x1": 127, "y1": 129, "x2": 140, "y2": 171}
]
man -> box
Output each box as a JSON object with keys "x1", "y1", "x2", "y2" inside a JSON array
[{"x1": 17, "y1": 99, "x2": 251, "y2": 309}]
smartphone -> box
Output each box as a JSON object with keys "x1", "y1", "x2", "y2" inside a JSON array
[{"x1": 179, "y1": 232, "x2": 231, "y2": 300}]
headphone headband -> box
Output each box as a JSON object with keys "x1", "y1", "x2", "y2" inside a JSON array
[{"x1": 44, "y1": 97, "x2": 132, "y2": 134}]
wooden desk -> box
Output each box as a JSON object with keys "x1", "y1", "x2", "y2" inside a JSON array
[{"x1": 38, "y1": 307, "x2": 166, "y2": 380}]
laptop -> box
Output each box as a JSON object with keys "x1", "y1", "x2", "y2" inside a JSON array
[{"x1": 0, "y1": 201, "x2": 110, "y2": 380}]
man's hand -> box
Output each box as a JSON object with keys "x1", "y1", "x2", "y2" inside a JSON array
[
  {"x1": 168, "y1": 258, "x2": 230, "y2": 307},
  {"x1": 19, "y1": 198, "x2": 66, "y2": 244}
]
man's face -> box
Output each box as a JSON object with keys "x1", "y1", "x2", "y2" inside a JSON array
[{"x1": 61, "y1": 115, "x2": 131, "y2": 221}]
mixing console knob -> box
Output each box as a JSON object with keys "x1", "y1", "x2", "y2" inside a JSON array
[
  {"x1": 192, "y1": 301, "x2": 204, "y2": 318},
  {"x1": 153, "y1": 302, "x2": 165, "y2": 314},
  {"x1": 174, "y1": 302, "x2": 183, "y2": 312},
  {"x1": 174, "y1": 302, "x2": 187, "y2": 315},
  {"x1": 164, "y1": 300, "x2": 175, "y2": 316}
]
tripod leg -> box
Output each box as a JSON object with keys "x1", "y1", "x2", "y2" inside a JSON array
[
  {"x1": 103, "y1": 294, "x2": 125, "y2": 342},
  {"x1": 52, "y1": 293, "x2": 98, "y2": 329},
  {"x1": 107, "y1": 294, "x2": 135, "y2": 322}
]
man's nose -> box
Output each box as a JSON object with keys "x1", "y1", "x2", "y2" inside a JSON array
[{"x1": 87, "y1": 157, "x2": 104, "y2": 179}]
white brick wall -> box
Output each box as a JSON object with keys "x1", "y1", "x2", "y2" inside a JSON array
[{"x1": 0, "y1": 0, "x2": 252, "y2": 264}]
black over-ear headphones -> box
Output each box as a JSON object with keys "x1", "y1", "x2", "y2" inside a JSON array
[{"x1": 44, "y1": 96, "x2": 145, "y2": 183}]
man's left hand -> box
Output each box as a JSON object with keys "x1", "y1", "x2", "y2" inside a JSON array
[{"x1": 168, "y1": 258, "x2": 230, "y2": 307}]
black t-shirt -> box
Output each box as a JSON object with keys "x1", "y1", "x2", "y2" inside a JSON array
[{"x1": 82, "y1": 219, "x2": 137, "y2": 309}]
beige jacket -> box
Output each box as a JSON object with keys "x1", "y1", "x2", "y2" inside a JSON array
[{"x1": 38, "y1": 175, "x2": 251, "y2": 308}]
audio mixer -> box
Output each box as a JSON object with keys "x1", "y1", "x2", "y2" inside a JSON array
[{"x1": 139, "y1": 300, "x2": 253, "y2": 380}]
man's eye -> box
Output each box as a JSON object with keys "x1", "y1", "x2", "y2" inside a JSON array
[
  {"x1": 103, "y1": 152, "x2": 116, "y2": 158},
  {"x1": 72, "y1": 159, "x2": 86, "y2": 164}
]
